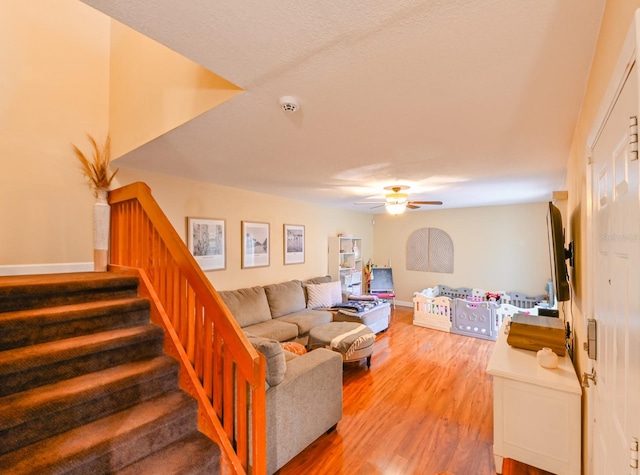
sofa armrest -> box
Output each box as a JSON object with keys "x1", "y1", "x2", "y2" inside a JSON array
[{"x1": 265, "y1": 348, "x2": 343, "y2": 474}]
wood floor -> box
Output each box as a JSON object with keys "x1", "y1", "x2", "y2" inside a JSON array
[{"x1": 277, "y1": 307, "x2": 552, "y2": 475}]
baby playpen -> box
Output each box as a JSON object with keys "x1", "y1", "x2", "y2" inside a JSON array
[{"x1": 412, "y1": 285, "x2": 547, "y2": 341}]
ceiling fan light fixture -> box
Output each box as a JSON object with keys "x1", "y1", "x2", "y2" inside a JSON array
[
  {"x1": 385, "y1": 202, "x2": 407, "y2": 215},
  {"x1": 385, "y1": 192, "x2": 408, "y2": 203},
  {"x1": 354, "y1": 184, "x2": 442, "y2": 212}
]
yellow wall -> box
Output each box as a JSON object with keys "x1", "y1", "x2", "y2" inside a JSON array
[
  {"x1": 563, "y1": 1, "x2": 640, "y2": 471},
  {"x1": 0, "y1": 0, "x2": 245, "y2": 272},
  {"x1": 566, "y1": 0, "x2": 640, "y2": 384},
  {"x1": 2, "y1": 0, "x2": 610, "y2": 315},
  {"x1": 5, "y1": 0, "x2": 640, "y2": 469},
  {"x1": 109, "y1": 21, "x2": 242, "y2": 158},
  {"x1": 373, "y1": 202, "x2": 551, "y2": 303},
  {"x1": 0, "y1": 0, "x2": 372, "y2": 289},
  {"x1": 0, "y1": 0, "x2": 110, "y2": 267},
  {"x1": 0, "y1": 0, "x2": 557, "y2": 295},
  {"x1": 112, "y1": 168, "x2": 374, "y2": 290}
]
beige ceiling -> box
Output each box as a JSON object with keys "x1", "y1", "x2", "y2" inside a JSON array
[{"x1": 80, "y1": 0, "x2": 605, "y2": 212}]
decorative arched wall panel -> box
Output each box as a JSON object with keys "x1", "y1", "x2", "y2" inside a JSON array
[{"x1": 406, "y1": 227, "x2": 453, "y2": 273}]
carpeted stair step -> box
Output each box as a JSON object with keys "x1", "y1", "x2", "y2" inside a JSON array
[
  {"x1": 114, "y1": 431, "x2": 221, "y2": 475},
  {"x1": 0, "y1": 390, "x2": 203, "y2": 474},
  {"x1": 0, "y1": 355, "x2": 179, "y2": 455},
  {"x1": 0, "y1": 272, "x2": 139, "y2": 313},
  {"x1": 0, "y1": 324, "x2": 164, "y2": 397},
  {"x1": 0, "y1": 297, "x2": 150, "y2": 351}
]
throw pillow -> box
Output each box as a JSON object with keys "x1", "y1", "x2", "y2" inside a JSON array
[
  {"x1": 280, "y1": 341, "x2": 307, "y2": 356},
  {"x1": 301, "y1": 276, "x2": 333, "y2": 302},
  {"x1": 306, "y1": 281, "x2": 342, "y2": 309},
  {"x1": 245, "y1": 334, "x2": 286, "y2": 386},
  {"x1": 329, "y1": 280, "x2": 343, "y2": 305}
]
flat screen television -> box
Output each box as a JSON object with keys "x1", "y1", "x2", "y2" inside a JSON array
[
  {"x1": 369, "y1": 267, "x2": 394, "y2": 293},
  {"x1": 547, "y1": 201, "x2": 572, "y2": 302}
]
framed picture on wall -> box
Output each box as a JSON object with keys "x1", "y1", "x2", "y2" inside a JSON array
[
  {"x1": 187, "y1": 217, "x2": 226, "y2": 271},
  {"x1": 242, "y1": 221, "x2": 270, "y2": 268},
  {"x1": 284, "y1": 224, "x2": 305, "y2": 265}
]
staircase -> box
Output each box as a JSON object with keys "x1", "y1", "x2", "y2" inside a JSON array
[{"x1": 0, "y1": 272, "x2": 221, "y2": 474}]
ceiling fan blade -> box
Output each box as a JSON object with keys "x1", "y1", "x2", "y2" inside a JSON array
[
  {"x1": 370, "y1": 204, "x2": 385, "y2": 209},
  {"x1": 409, "y1": 200, "x2": 443, "y2": 206},
  {"x1": 406, "y1": 204, "x2": 420, "y2": 209}
]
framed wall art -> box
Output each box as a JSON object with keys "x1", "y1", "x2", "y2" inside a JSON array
[
  {"x1": 187, "y1": 217, "x2": 226, "y2": 271},
  {"x1": 284, "y1": 224, "x2": 305, "y2": 265},
  {"x1": 242, "y1": 221, "x2": 270, "y2": 268}
]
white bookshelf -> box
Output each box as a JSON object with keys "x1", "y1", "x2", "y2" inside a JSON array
[{"x1": 328, "y1": 236, "x2": 363, "y2": 295}]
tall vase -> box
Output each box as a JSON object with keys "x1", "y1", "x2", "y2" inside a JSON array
[{"x1": 93, "y1": 188, "x2": 110, "y2": 272}]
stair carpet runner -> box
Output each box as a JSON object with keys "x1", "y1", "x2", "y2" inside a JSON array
[{"x1": 0, "y1": 272, "x2": 220, "y2": 474}]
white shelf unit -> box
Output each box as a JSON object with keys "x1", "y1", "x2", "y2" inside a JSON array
[
  {"x1": 486, "y1": 320, "x2": 581, "y2": 474},
  {"x1": 328, "y1": 236, "x2": 363, "y2": 295}
]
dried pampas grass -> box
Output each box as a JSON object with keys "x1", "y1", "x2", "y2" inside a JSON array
[{"x1": 72, "y1": 133, "x2": 118, "y2": 195}]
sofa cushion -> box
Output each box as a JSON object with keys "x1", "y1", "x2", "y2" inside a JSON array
[
  {"x1": 264, "y1": 280, "x2": 306, "y2": 317},
  {"x1": 218, "y1": 286, "x2": 272, "y2": 328},
  {"x1": 305, "y1": 275, "x2": 332, "y2": 285},
  {"x1": 277, "y1": 309, "x2": 333, "y2": 335},
  {"x1": 246, "y1": 334, "x2": 286, "y2": 386},
  {"x1": 306, "y1": 281, "x2": 342, "y2": 309},
  {"x1": 243, "y1": 319, "x2": 299, "y2": 342}
]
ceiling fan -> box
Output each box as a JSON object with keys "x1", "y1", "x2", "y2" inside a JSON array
[{"x1": 355, "y1": 185, "x2": 443, "y2": 214}]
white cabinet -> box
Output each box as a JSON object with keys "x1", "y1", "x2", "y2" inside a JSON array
[
  {"x1": 486, "y1": 321, "x2": 582, "y2": 474},
  {"x1": 328, "y1": 236, "x2": 363, "y2": 295}
]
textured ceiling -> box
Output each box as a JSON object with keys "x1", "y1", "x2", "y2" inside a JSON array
[{"x1": 80, "y1": 0, "x2": 605, "y2": 212}]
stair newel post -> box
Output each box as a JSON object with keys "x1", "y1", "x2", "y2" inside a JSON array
[{"x1": 93, "y1": 187, "x2": 110, "y2": 272}]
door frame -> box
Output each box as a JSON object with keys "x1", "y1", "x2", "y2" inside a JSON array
[{"x1": 584, "y1": 9, "x2": 640, "y2": 474}]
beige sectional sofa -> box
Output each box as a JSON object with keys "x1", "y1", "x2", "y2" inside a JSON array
[
  {"x1": 218, "y1": 277, "x2": 343, "y2": 475},
  {"x1": 219, "y1": 277, "x2": 335, "y2": 345}
]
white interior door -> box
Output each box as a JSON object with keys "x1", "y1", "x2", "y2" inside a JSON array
[{"x1": 589, "y1": 58, "x2": 640, "y2": 474}]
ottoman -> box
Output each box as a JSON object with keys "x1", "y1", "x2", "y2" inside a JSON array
[{"x1": 308, "y1": 321, "x2": 375, "y2": 368}]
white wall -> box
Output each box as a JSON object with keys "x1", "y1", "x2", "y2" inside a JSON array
[{"x1": 373, "y1": 202, "x2": 551, "y2": 303}]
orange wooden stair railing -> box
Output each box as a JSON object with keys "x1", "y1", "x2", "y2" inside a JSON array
[{"x1": 108, "y1": 182, "x2": 266, "y2": 475}]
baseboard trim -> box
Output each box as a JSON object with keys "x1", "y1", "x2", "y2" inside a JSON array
[
  {"x1": 0, "y1": 262, "x2": 94, "y2": 276},
  {"x1": 395, "y1": 300, "x2": 412, "y2": 308}
]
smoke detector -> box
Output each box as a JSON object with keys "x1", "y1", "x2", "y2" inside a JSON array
[{"x1": 279, "y1": 96, "x2": 300, "y2": 113}]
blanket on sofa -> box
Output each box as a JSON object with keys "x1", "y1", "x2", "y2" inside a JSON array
[
  {"x1": 332, "y1": 298, "x2": 385, "y2": 316},
  {"x1": 330, "y1": 323, "x2": 375, "y2": 358}
]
